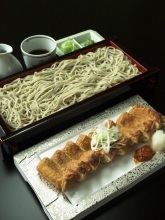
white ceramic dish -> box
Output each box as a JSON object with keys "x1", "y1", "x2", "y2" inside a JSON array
[
  {"x1": 56, "y1": 29, "x2": 105, "y2": 56},
  {"x1": 14, "y1": 94, "x2": 165, "y2": 220}
]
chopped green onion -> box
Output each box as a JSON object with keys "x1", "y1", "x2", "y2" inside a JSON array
[
  {"x1": 91, "y1": 124, "x2": 121, "y2": 153},
  {"x1": 80, "y1": 38, "x2": 94, "y2": 47}
]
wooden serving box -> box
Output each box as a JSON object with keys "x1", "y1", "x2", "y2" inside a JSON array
[{"x1": 0, "y1": 37, "x2": 160, "y2": 161}]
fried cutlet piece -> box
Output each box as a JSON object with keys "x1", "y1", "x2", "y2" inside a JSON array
[
  {"x1": 116, "y1": 107, "x2": 159, "y2": 145},
  {"x1": 88, "y1": 130, "x2": 95, "y2": 139},
  {"x1": 37, "y1": 157, "x2": 62, "y2": 189},
  {"x1": 116, "y1": 112, "x2": 143, "y2": 146},
  {"x1": 51, "y1": 150, "x2": 81, "y2": 181},
  {"x1": 128, "y1": 105, "x2": 163, "y2": 142},
  {"x1": 64, "y1": 140, "x2": 102, "y2": 172},
  {"x1": 63, "y1": 141, "x2": 93, "y2": 178},
  {"x1": 51, "y1": 139, "x2": 102, "y2": 182},
  {"x1": 129, "y1": 105, "x2": 163, "y2": 130},
  {"x1": 104, "y1": 119, "x2": 116, "y2": 128},
  {"x1": 37, "y1": 157, "x2": 76, "y2": 192},
  {"x1": 51, "y1": 149, "x2": 70, "y2": 168},
  {"x1": 99, "y1": 148, "x2": 118, "y2": 163},
  {"x1": 78, "y1": 150, "x2": 102, "y2": 172},
  {"x1": 65, "y1": 148, "x2": 102, "y2": 180},
  {"x1": 76, "y1": 134, "x2": 91, "y2": 151},
  {"x1": 65, "y1": 137, "x2": 102, "y2": 171},
  {"x1": 51, "y1": 148, "x2": 91, "y2": 182},
  {"x1": 113, "y1": 137, "x2": 131, "y2": 155},
  {"x1": 73, "y1": 160, "x2": 93, "y2": 181},
  {"x1": 63, "y1": 141, "x2": 85, "y2": 160},
  {"x1": 75, "y1": 134, "x2": 102, "y2": 169}
]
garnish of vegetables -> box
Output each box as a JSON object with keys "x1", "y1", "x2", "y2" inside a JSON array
[
  {"x1": 80, "y1": 38, "x2": 94, "y2": 47},
  {"x1": 60, "y1": 39, "x2": 80, "y2": 54},
  {"x1": 91, "y1": 125, "x2": 121, "y2": 153}
]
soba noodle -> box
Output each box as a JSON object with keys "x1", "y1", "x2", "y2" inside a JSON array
[{"x1": 0, "y1": 46, "x2": 140, "y2": 130}]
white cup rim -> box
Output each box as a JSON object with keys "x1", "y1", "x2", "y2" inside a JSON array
[
  {"x1": 20, "y1": 35, "x2": 56, "y2": 57},
  {"x1": 0, "y1": 44, "x2": 13, "y2": 55}
]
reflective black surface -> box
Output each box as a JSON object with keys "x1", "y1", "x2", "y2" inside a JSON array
[{"x1": 1, "y1": 0, "x2": 165, "y2": 219}]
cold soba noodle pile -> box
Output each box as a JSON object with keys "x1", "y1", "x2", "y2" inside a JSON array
[{"x1": 0, "y1": 46, "x2": 140, "y2": 131}]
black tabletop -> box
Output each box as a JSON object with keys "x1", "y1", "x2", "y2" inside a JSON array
[{"x1": 1, "y1": 1, "x2": 165, "y2": 220}]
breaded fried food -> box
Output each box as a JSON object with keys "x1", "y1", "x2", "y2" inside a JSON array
[
  {"x1": 116, "y1": 112, "x2": 143, "y2": 146},
  {"x1": 37, "y1": 158, "x2": 62, "y2": 189},
  {"x1": 37, "y1": 136, "x2": 102, "y2": 192},
  {"x1": 51, "y1": 149, "x2": 91, "y2": 182},
  {"x1": 51, "y1": 150, "x2": 80, "y2": 179},
  {"x1": 116, "y1": 105, "x2": 161, "y2": 145},
  {"x1": 76, "y1": 134, "x2": 91, "y2": 151},
  {"x1": 99, "y1": 148, "x2": 118, "y2": 163},
  {"x1": 63, "y1": 141, "x2": 94, "y2": 178},
  {"x1": 75, "y1": 134, "x2": 102, "y2": 170},
  {"x1": 51, "y1": 146, "x2": 96, "y2": 182},
  {"x1": 36, "y1": 158, "x2": 77, "y2": 192},
  {"x1": 37, "y1": 105, "x2": 164, "y2": 192},
  {"x1": 104, "y1": 119, "x2": 116, "y2": 128},
  {"x1": 113, "y1": 137, "x2": 131, "y2": 155},
  {"x1": 51, "y1": 149, "x2": 71, "y2": 168},
  {"x1": 78, "y1": 150, "x2": 102, "y2": 172},
  {"x1": 63, "y1": 141, "x2": 84, "y2": 160},
  {"x1": 129, "y1": 105, "x2": 163, "y2": 130}
]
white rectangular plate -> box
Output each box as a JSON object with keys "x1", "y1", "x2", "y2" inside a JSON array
[{"x1": 14, "y1": 95, "x2": 165, "y2": 220}]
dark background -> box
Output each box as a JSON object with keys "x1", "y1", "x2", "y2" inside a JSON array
[{"x1": 0, "y1": 1, "x2": 165, "y2": 220}]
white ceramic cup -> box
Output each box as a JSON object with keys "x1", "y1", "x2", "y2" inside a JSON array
[{"x1": 20, "y1": 35, "x2": 56, "y2": 68}]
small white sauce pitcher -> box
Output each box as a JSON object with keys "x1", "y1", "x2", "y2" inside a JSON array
[{"x1": 0, "y1": 44, "x2": 23, "y2": 79}]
